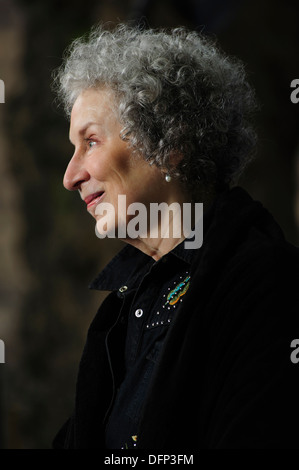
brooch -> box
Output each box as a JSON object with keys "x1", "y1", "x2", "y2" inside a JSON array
[
  {"x1": 146, "y1": 273, "x2": 191, "y2": 329},
  {"x1": 163, "y1": 274, "x2": 191, "y2": 307}
]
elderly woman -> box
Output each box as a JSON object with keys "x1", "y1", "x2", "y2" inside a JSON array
[{"x1": 53, "y1": 24, "x2": 299, "y2": 449}]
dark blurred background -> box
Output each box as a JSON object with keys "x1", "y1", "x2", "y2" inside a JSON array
[{"x1": 0, "y1": 0, "x2": 298, "y2": 449}]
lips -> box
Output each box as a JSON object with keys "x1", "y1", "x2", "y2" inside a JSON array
[{"x1": 84, "y1": 191, "x2": 105, "y2": 208}]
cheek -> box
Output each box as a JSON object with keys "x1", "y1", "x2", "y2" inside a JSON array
[
  {"x1": 129, "y1": 168, "x2": 164, "y2": 204},
  {"x1": 95, "y1": 146, "x2": 133, "y2": 183},
  {"x1": 114, "y1": 149, "x2": 136, "y2": 178},
  {"x1": 87, "y1": 156, "x2": 107, "y2": 180},
  {"x1": 88, "y1": 152, "x2": 117, "y2": 181}
]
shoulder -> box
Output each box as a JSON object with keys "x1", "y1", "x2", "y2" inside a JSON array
[
  {"x1": 188, "y1": 188, "x2": 299, "y2": 325},
  {"x1": 192, "y1": 186, "x2": 299, "y2": 285}
]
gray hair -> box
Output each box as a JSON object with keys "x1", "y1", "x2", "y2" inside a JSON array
[{"x1": 53, "y1": 24, "x2": 257, "y2": 196}]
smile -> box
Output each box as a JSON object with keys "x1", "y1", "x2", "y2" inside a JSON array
[{"x1": 85, "y1": 191, "x2": 105, "y2": 209}]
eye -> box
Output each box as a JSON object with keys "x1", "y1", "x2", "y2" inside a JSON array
[{"x1": 86, "y1": 139, "x2": 97, "y2": 149}]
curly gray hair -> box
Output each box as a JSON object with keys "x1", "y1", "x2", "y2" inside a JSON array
[{"x1": 54, "y1": 24, "x2": 257, "y2": 196}]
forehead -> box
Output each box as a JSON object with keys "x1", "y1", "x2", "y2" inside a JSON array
[{"x1": 69, "y1": 87, "x2": 119, "y2": 140}]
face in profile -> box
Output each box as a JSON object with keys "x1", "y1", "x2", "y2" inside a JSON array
[{"x1": 64, "y1": 87, "x2": 169, "y2": 239}]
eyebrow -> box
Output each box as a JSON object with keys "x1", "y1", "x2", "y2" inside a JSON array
[{"x1": 69, "y1": 121, "x2": 99, "y2": 144}]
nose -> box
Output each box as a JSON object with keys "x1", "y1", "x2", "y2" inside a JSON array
[{"x1": 63, "y1": 152, "x2": 90, "y2": 191}]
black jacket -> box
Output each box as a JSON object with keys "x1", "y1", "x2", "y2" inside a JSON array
[{"x1": 53, "y1": 187, "x2": 299, "y2": 449}]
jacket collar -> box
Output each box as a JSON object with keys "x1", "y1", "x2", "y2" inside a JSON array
[{"x1": 88, "y1": 238, "x2": 196, "y2": 293}]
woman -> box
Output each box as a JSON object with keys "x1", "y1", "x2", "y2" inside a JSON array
[{"x1": 53, "y1": 24, "x2": 299, "y2": 449}]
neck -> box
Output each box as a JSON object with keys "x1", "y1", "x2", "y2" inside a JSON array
[{"x1": 123, "y1": 193, "x2": 213, "y2": 260}]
